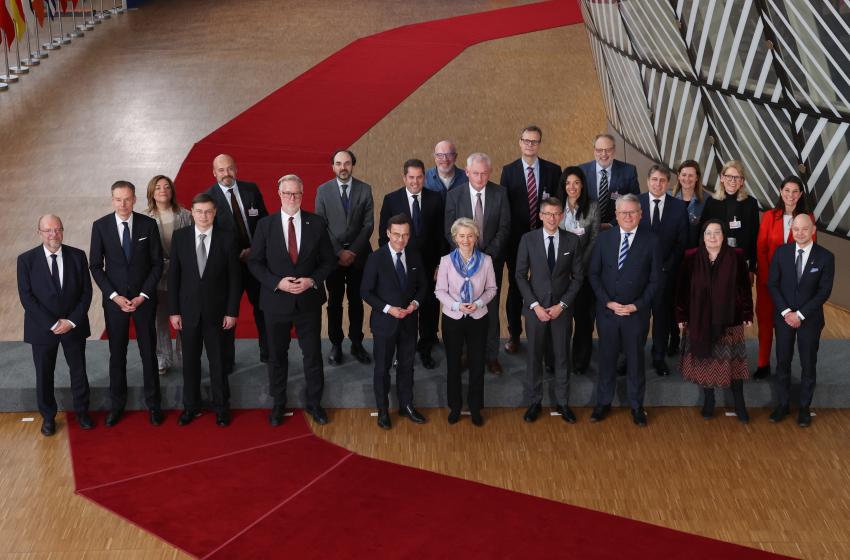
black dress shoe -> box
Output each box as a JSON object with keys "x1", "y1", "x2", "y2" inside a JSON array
[
  {"x1": 752, "y1": 365, "x2": 771, "y2": 380},
  {"x1": 573, "y1": 368, "x2": 585, "y2": 376},
  {"x1": 307, "y1": 406, "x2": 329, "y2": 425},
  {"x1": 178, "y1": 410, "x2": 199, "y2": 426},
  {"x1": 269, "y1": 405, "x2": 285, "y2": 427},
  {"x1": 653, "y1": 359, "x2": 670, "y2": 377},
  {"x1": 590, "y1": 405, "x2": 610, "y2": 423},
  {"x1": 216, "y1": 411, "x2": 231, "y2": 427},
  {"x1": 556, "y1": 405, "x2": 577, "y2": 424},
  {"x1": 41, "y1": 418, "x2": 56, "y2": 437},
  {"x1": 377, "y1": 408, "x2": 391, "y2": 430},
  {"x1": 470, "y1": 411, "x2": 484, "y2": 427},
  {"x1": 631, "y1": 407, "x2": 648, "y2": 427},
  {"x1": 447, "y1": 409, "x2": 461, "y2": 424},
  {"x1": 419, "y1": 351, "x2": 436, "y2": 370},
  {"x1": 105, "y1": 409, "x2": 123, "y2": 427},
  {"x1": 77, "y1": 413, "x2": 95, "y2": 430},
  {"x1": 351, "y1": 344, "x2": 372, "y2": 364},
  {"x1": 797, "y1": 408, "x2": 811, "y2": 428},
  {"x1": 769, "y1": 405, "x2": 789, "y2": 423},
  {"x1": 149, "y1": 409, "x2": 165, "y2": 426},
  {"x1": 545, "y1": 364, "x2": 555, "y2": 375},
  {"x1": 328, "y1": 344, "x2": 343, "y2": 365},
  {"x1": 616, "y1": 363, "x2": 627, "y2": 377},
  {"x1": 504, "y1": 338, "x2": 520, "y2": 354},
  {"x1": 523, "y1": 402, "x2": 542, "y2": 423},
  {"x1": 399, "y1": 404, "x2": 426, "y2": 424}
]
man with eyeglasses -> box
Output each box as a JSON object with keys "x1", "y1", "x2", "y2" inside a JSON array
[
  {"x1": 248, "y1": 175, "x2": 336, "y2": 426},
  {"x1": 425, "y1": 140, "x2": 468, "y2": 201},
  {"x1": 18, "y1": 215, "x2": 93, "y2": 436},
  {"x1": 205, "y1": 154, "x2": 270, "y2": 373},
  {"x1": 500, "y1": 125, "x2": 562, "y2": 355},
  {"x1": 578, "y1": 134, "x2": 639, "y2": 228},
  {"x1": 314, "y1": 149, "x2": 374, "y2": 366}
]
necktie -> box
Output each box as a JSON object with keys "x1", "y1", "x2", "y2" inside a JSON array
[
  {"x1": 228, "y1": 188, "x2": 250, "y2": 249},
  {"x1": 288, "y1": 217, "x2": 298, "y2": 265},
  {"x1": 197, "y1": 233, "x2": 207, "y2": 276},
  {"x1": 412, "y1": 194, "x2": 422, "y2": 236},
  {"x1": 796, "y1": 248, "x2": 804, "y2": 281},
  {"x1": 598, "y1": 169, "x2": 611, "y2": 223},
  {"x1": 50, "y1": 254, "x2": 61, "y2": 292},
  {"x1": 121, "y1": 221, "x2": 132, "y2": 261},
  {"x1": 341, "y1": 184, "x2": 350, "y2": 217},
  {"x1": 652, "y1": 199, "x2": 661, "y2": 230},
  {"x1": 618, "y1": 232, "x2": 631, "y2": 270},
  {"x1": 547, "y1": 235, "x2": 555, "y2": 273},
  {"x1": 395, "y1": 251, "x2": 406, "y2": 287},
  {"x1": 473, "y1": 192, "x2": 484, "y2": 248},
  {"x1": 527, "y1": 166, "x2": 538, "y2": 229}
]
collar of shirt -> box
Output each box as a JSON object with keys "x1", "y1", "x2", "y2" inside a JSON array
[
  {"x1": 542, "y1": 228, "x2": 559, "y2": 252},
  {"x1": 619, "y1": 227, "x2": 636, "y2": 247},
  {"x1": 195, "y1": 226, "x2": 212, "y2": 240},
  {"x1": 650, "y1": 194, "x2": 665, "y2": 213},
  {"x1": 43, "y1": 245, "x2": 63, "y2": 260},
  {"x1": 219, "y1": 182, "x2": 239, "y2": 197},
  {"x1": 388, "y1": 243, "x2": 406, "y2": 264},
  {"x1": 596, "y1": 162, "x2": 611, "y2": 177},
  {"x1": 115, "y1": 212, "x2": 134, "y2": 232},
  {"x1": 281, "y1": 209, "x2": 301, "y2": 222},
  {"x1": 469, "y1": 184, "x2": 486, "y2": 205},
  {"x1": 523, "y1": 158, "x2": 539, "y2": 173},
  {"x1": 337, "y1": 179, "x2": 352, "y2": 196}
]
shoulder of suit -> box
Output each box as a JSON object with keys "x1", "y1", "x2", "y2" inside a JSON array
[
  {"x1": 352, "y1": 178, "x2": 372, "y2": 191},
  {"x1": 134, "y1": 212, "x2": 157, "y2": 225},
  {"x1": 237, "y1": 180, "x2": 259, "y2": 190},
  {"x1": 317, "y1": 179, "x2": 337, "y2": 192}
]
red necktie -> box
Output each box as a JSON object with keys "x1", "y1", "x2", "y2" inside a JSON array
[
  {"x1": 288, "y1": 216, "x2": 298, "y2": 264},
  {"x1": 527, "y1": 166, "x2": 538, "y2": 229}
]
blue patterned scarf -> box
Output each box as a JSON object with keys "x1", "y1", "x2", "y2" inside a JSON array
[{"x1": 450, "y1": 248, "x2": 483, "y2": 304}]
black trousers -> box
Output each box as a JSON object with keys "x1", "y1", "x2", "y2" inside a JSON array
[
  {"x1": 417, "y1": 273, "x2": 439, "y2": 352},
  {"x1": 774, "y1": 317, "x2": 823, "y2": 408},
  {"x1": 595, "y1": 308, "x2": 649, "y2": 409},
  {"x1": 650, "y1": 270, "x2": 676, "y2": 360},
  {"x1": 181, "y1": 319, "x2": 229, "y2": 413},
  {"x1": 104, "y1": 301, "x2": 160, "y2": 411},
  {"x1": 443, "y1": 314, "x2": 488, "y2": 414},
  {"x1": 372, "y1": 317, "x2": 418, "y2": 409},
  {"x1": 31, "y1": 338, "x2": 90, "y2": 420},
  {"x1": 325, "y1": 263, "x2": 364, "y2": 346},
  {"x1": 571, "y1": 279, "x2": 595, "y2": 370},
  {"x1": 505, "y1": 252, "x2": 523, "y2": 339},
  {"x1": 265, "y1": 308, "x2": 324, "y2": 408},
  {"x1": 222, "y1": 264, "x2": 268, "y2": 371}
]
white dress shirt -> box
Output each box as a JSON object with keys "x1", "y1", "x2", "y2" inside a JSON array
[
  {"x1": 44, "y1": 246, "x2": 75, "y2": 330},
  {"x1": 195, "y1": 226, "x2": 212, "y2": 255},
  {"x1": 781, "y1": 242, "x2": 813, "y2": 321},
  {"x1": 468, "y1": 184, "x2": 486, "y2": 212},
  {"x1": 280, "y1": 210, "x2": 302, "y2": 252},
  {"x1": 219, "y1": 183, "x2": 252, "y2": 241},
  {"x1": 649, "y1": 194, "x2": 665, "y2": 221},
  {"x1": 110, "y1": 213, "x2": 149, "y2": 301}
]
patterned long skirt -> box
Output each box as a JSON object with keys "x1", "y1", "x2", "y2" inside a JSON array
[{"x1": 679, "y1": 325, "x2": 749, "y2": 388}]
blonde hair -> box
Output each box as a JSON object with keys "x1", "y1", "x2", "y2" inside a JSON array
[
  {"x1": 714, "y1": 160, "x2": 749, "y2": 202},
  {"x1": 450, "y1": 217, "x2": 480, "y2": 240}
]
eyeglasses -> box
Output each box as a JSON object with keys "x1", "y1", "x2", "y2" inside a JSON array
[
  {"x1": 616, "y1": 210, "x2": 640, "y2": 217},
  {"x1": 39, "y1": 228, "x2": 64, "y2": 234},
  {"x1": 520, "y1": 138, "x2": 541, "y2": 146},
  {"x1": 434, "y1": 152, "x2": 457, "y2": 160},
  {"x1": 722, "y1": 174, "x2": 744, "y2": 182},
  {"x1": 540, "y1": 212, "x2": 562, "y2": 218},
  {"x1": 280, "y1": 192, "x2": 303, "y2": 199},
  {"x1": 594, "y1": 147, "x2": 614, "y2": 154}
]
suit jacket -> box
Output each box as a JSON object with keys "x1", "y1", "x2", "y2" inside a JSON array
[
  {"x1": 444, "y1": 182, "x2": 511, "y2": 265},
  {"x1": 700, "y1": 195, "x2": 760, "y2": 273},
  {"x1": 500, "y1": 157, "x2": 563, "y2": 252},
  {"x1": 561, "y1": 200, "x2": 600, "y2": 270},
  {"x1": 18, "y1": 244, "x2": 92, "y2": 345},
  {"x1": 167, "y1": 226, "x2": 242, "y2": 327},
  {"x1": 425, "y1": 165, "x2": 468, "y2": 200},
  {"x1": 639, "y1": 193, "x2": 688, "y2": 274},
  {"x1": 435, "y1": 253, "x2": 498, "y2": 320},
  {"x1": 378, "y1": 187, "x2": 444, "y2": 272},
  {"x1": 756, "y1": 209, "x2": 816, "y2": 287},
  {"x1": 89, "y1": 212, "x2": 163, "y2": 304},
  {"x1": 314, "y1": 177, "x2": 373, "y2": 261},
  {"x1": 515, "y1": 228, "x2": 583, "y2": 315},
  {"x1": 361, "y1": 244, "x2": 427, "y2": 336},
  {"x1": 588, "y1": 225, "x2": 660, "y2": 314},
  {"x1": 206, "y1": 180, "x2": 269, "y2": 247},
  {"x1": 579, "y1": 159, "x2": 640, "y2": 205},
  {"x1": 247, "y1": 211, "x2": 336, "y2": 315},
  {"x1": 767, "y1": 243, "x2": 834, "y2": 328}
]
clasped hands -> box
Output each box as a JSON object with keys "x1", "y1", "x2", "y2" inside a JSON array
[
  {"x1": 388, "y1": 303, "x2": 418, "y2": 319},
  {"x1": 533, "y1": 304, "x2": 564, "y2": 322},
  {"x1": 276, "y1": 277, "x2": 313, "y2": 294},
  {"x1": 113, "y1": 295, "x2": 147, "y2": 313},
  {"x1": 606, "y1": 301, "x2": 637, "y2": 316},
  {"x1": 170, "y1": 315, "x2": 237, "y2": 331}
]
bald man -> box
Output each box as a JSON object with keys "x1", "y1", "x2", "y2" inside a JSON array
[
  {"x1": 18, "y1": 215, "x2": 93, "y2": 436},
  {"x1": 206, "y1": 154, "x2": 270, "y2": 373},
  {"x1": 424, "y1": 140, "x2": 468, "y2": 201}
]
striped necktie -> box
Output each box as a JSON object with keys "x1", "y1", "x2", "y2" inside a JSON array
[{"x1": 618, "y1": 232, "x2": 631, "y2": 270}]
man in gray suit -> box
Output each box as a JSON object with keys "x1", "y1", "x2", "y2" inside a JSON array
[
  {"x1": 314, "y1": 149, "x2": 374, "y2": 365},
  {"x1": 515, "y1": 197, "x2": 583, "y2": 424},
  {"x1": 445, "y1": 152, "x2": 511, "y2": 373}
]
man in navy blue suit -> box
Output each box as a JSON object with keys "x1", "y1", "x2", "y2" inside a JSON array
[
  {"x1": 361, "y1": 214, "x2": 428, "y2": 430},
  {"x1": 588, "y1": 194, "x2": 660, "y2": 427},
  {"x1": 638, "y1": 165, "x2": 688, "y2": 376},
  {"x1": 767, "y1": 214, "x2": 834, "y2": 427},
  {"x1": 578, "y1": 134, "x2": 640, "y2": 227},
  {"x1": 90, "y1": 181, "x2": 164, "y2": 427},
  {"x1": 18, "y1": 215, "x2": 93, "y2": 437}
]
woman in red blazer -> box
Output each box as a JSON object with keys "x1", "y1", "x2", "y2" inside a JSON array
[{"x1": 754, "y1": 176, "x2": 814, "y2": 379}]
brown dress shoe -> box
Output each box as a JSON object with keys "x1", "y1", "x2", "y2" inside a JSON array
[{"x1": 486, "y1": 359, "x2": 503, "y2": 374}]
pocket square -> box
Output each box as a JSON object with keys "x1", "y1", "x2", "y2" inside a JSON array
[
  {"x1": 138, "y1": 237, "x2": 148, "y2": 241},
  {"x1": 563, "y1": 252, "x2": 570, "y2": 255},
  {"x1": 811, "y1": 267, "x2": 819, "y2": 272}
]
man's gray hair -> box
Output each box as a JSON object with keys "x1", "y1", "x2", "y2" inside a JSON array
[
  {"x1": 277, "y1": 174, "x2": 304, "y2": 190},
  {"x1": 466, "y1": 152, "x2": 492, "y2": 169},
  {"x1": 615, "y1": 193, "x2": 640, "y2": 209}
]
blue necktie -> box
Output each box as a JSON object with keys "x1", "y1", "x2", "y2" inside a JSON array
[
  {"x1": 618, "y1": 232, "x2": 631, "y2": 270},
  {"x1": 50, "y1": 254, "x2": 61, "y2": 292},
  {"x1": 341, "y1": 184, "x2": 350, "y2": 216},
  {"x1": 121, "y1": 221, "x2": 132, "y2": 261},
  {"x1": 547, "y1": 235, "x2": 555, "y2": 273},
  {"x1": 412, "y1": 194, "x2": 422, "y2": 236},
  {"x1": 395, "y1": 251, "x2": 406, "y2": 287}
]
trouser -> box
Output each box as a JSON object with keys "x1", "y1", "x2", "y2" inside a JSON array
[
  {"x1": 265, "y1": 309, "x2": 324, "y2": 408},
  {"x1": 31, "y1": 338, "x2": 90, "y2": 419},
  {"x1": 444, "y1": 314, "x2": 488, "y2": 413},
  {"x1": 326, "y1": 263, "x2": 365, "y2": 346}
]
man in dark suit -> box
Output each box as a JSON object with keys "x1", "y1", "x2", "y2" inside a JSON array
[
  {"x1": 361, "y1": 214, "x2": 428, "y2": 429},
  {"x1": 248, "y1": 174, "x2": 336, "y2": 426},
  {"x1": 767, "y1": 214, "x2": 835, "y2": 427},
  {"x1": 638, "y1": 164, "x2": 688, "y2": 376},
  {"x1": 314, "y1": 149, "x2": 373, "y2": 366},
  {"x1": 500, "y1": 125, "x2": 562, "y2": 354},
  {"x1": 206, "y1": 154, "x2": 269, "y2": 372},
  {"x1": 445, "y1": 152, "x2": 511, "y2": 373},
  {"x1": 424, "y1": 139, "x2": 468, "y2": 201},
  {"x1": 90, "y1": 181, "x2": 164, "y2": 427},
  {"x1": 168, "y1": 194, "x2": 242, "y2": 427},
  {"x1": 515, "y1": 198, "x2": 583, "y2": 424},
  {"x1": 378, "y1": 159, "x2": 444, "y2": 369},
  {"x1": 578, "y1": 134, "x2": 640, "y2": 227},
  {"x1": 588, "y1": 194, "x2": 660, "y2": 427},
  {"x1": 18, "y1": 215, "x2": 93, "y2": 436}
]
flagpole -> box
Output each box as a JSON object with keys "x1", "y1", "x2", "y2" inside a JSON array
[
  {"x1": 110, "y1": 0, "x2": 124, "y2": 15},
  {"x1": 70, "y1": 2, "x2": 84, "y2": 37},
  {"x1": 30, "y1": 8, "x2": 48, "y2": 60},
  {"x1": 97, "y1": 0, "x2": 110, "y2": 20},
  {"x1": 84, "y1": 0, "x2": 95, "y2": 29},
  {"x1": 55, "y1": 1, "x2": 71, "y2": 44},
  {"x1": 0, "y1": 31, "x2": 14, "y2": 87},
  {"x1": 11, "y1": 32, "x2": 30, "y2": 74},
  {"x1": 44, "y1": 0, "x2": 61, "y2": 50}
]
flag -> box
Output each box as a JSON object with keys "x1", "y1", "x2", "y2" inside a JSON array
[
  {"x1": 46, "y1": 0, "x2": 59, "y2": 18},
  {"x1": 9, "y1": 0, "x2": 27, "y2": 39},
  {"x1": 30, "y1": 0, "x2": 46, "y2": 26},
  {"x1": 1, "y1": 1, "x2": 18, "y2": 47}
]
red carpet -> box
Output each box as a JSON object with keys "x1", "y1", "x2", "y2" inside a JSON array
[{"x1": 67, "y1": 409, "x2": 793, "y2": 559}]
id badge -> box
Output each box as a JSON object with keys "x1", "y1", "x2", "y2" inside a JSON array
[
  {"x1": 572, "y1": 227, "x2": 586, "y2": 236},
  {"x1": 248, "y1": 206, "x2": 259, "y2": 217},
  {"x1": 729, "y1": 219, "x2": 741, "y2": 229}
]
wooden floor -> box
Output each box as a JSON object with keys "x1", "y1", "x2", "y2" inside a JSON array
[{"x1": 1, "y1": 1, "x2": 849, "y2": 559}]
